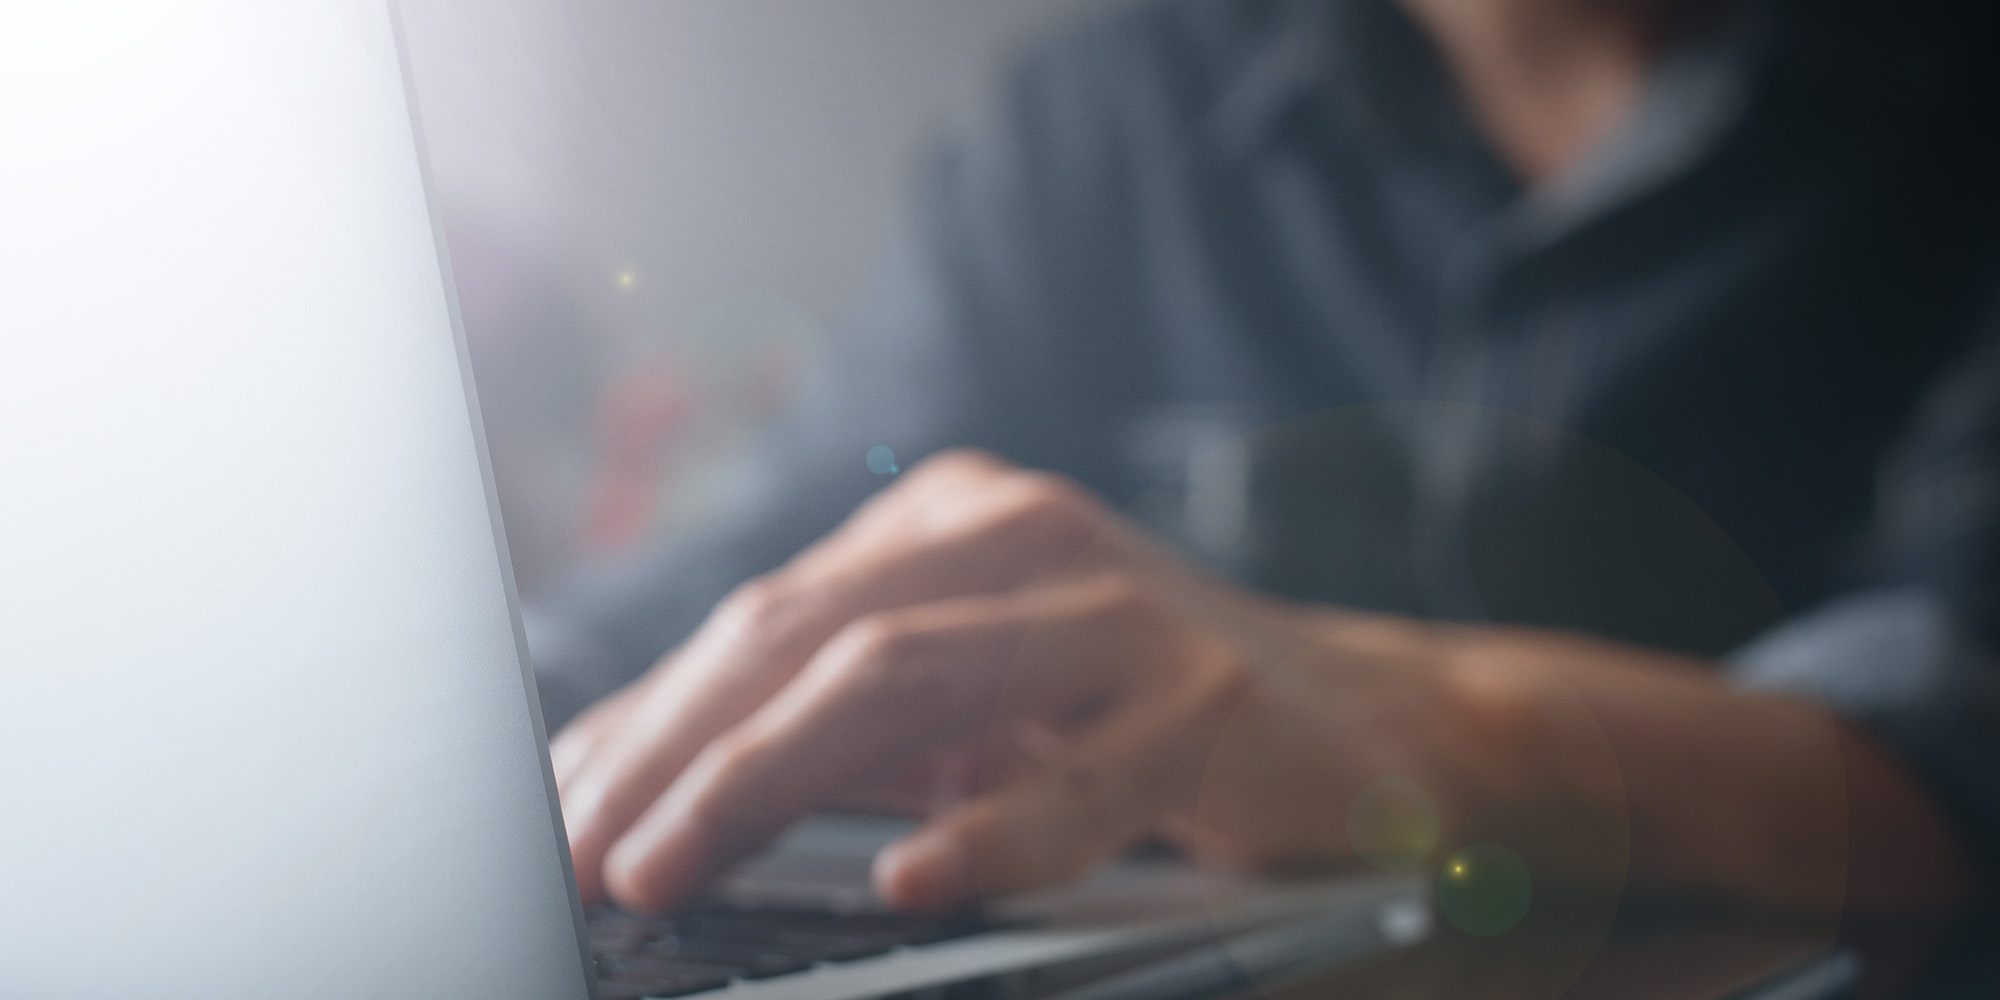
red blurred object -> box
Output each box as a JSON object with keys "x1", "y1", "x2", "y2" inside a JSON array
[{"x1": 581, "y1": 360, "x2": 693, "y2": 554}]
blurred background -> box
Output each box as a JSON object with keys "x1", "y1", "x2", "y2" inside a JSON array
[{"x1": 396, "y1": 0, "x2": 1133, "y2": 601}]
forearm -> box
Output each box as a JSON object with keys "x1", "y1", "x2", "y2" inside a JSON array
[{"x1": 1436, "y1": 626, "x2": 1981, "y2": 915}]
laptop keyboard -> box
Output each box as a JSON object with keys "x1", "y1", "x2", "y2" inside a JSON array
[{"x1": 586, "y1": 907, "x2": 985, "y2": 1000}]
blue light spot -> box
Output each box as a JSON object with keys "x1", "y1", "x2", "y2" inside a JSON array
[{"x1": 867, "y1": 445, "x2": 900, "y2": 475}]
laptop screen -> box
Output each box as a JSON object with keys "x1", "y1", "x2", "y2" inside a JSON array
[{"x1": 0, "y1": 3, "x2": 589, "y2": 997}]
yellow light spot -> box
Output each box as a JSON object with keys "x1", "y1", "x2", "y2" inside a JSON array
[
  {"x1": 1438, "y1": 844, "x2": 1533, "y2": 936},
  {"x1": 616, "y1": 269, "x2": 637, "y2": 290}
]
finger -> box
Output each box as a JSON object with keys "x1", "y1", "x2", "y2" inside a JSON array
[
  {"x1": 598, "y1": 578, "x2": 1155, "y2": 913},
  {"x1": 825, "y1": 745, "x2": 982, "y2": 816},
  {"x1": 786, "y1": 453, "x2": 1117, "y2": 613},
  {"x1": 550, "y1": 686, "x2": 636, "y2": 788},
  {"x1": 550, "y1": 687, "x2": 649, "y2": 903},
  {"x1": 556, "y1": 625, "x2": 799, "y2": 904},
  {"x1": 873, "y1": 663, "x2": 1245, "y2": 913},
  {"x1": 560, "y1": 458, "x2": 1115, "y2": 899}
]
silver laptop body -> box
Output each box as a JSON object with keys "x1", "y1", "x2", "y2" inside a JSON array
[{"x1": 0, "y1": 4, "x2": 1423, "y2": 998}]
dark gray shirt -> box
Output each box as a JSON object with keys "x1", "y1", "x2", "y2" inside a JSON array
[{"x1": 531, "y1": 0, "x2": 2000, "y2": 949}]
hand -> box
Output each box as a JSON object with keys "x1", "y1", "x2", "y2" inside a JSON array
[
  {"x1": 552, "y1": 449, "x2": 1972, "y2": 929},
  {"x1": 550, "y1": 450, "x2": 1496, "y2": 912}
]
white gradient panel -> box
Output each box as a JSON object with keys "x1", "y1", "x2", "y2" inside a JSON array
[{"x1": 0, "y1": 3, "x2": 588, "y2": 998}]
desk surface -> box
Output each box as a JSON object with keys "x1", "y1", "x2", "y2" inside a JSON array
[{"x1": 1266, "y1": 918, "x2": 1843, "y2": 1000}]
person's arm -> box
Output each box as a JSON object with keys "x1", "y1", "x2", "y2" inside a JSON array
[
  {"x1": 1718, "y1": 318, "x2": 2000, "y2": 914},
  {"x1": 551, "y1": 449, "x2": 1980, "y2": 919},
  {"x1": 1437, "y1": 624, "x2": 1979, "y2": 915}
]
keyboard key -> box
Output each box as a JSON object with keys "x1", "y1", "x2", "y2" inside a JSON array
[
  {"x1": 645, "y1": 935, "x2": 816, "y2": 978},
  {"x1": 595, "y1": 983, "x2": 665, "y2": 1000},
  {"x1": 596, "y1": 976, "x2": 729, "y2": 998},
  {"x1": 666, "y1": 908, "x2": 981, "y2": 961},
  {"x1": 595, "y1": 954, "x2": 739, "y2": 998},
  {"x1": 598, "y1": 977, "x2": 729, "y2": 999},
  {"x1": 590, "y1": 926, "x2": 647, "y2": 955},
  {"x1": 582, "y1": 902, "x2": 987, "y2": 990}
]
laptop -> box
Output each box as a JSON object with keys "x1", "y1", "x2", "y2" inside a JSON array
[{"x1": 0, "y1": 3, "x2": 1425, "y2": 998}]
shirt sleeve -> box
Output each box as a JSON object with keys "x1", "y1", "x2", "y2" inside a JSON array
[
  {"x1": 1729, "y1": 587, "x2": 2000, "y2": 858},
  {"x1": 1729, "y1": 308, "x2": 2000, "y2": 873}
]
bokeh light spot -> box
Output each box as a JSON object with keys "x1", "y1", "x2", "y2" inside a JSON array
[
  {"x1": 615, "y1": 269, "x2": 637, "y2": 290},
  {"x1": 1346, "y1": 776, "x2": 1440, "y2": 871},
  {"x1": 866, "y1": 445, "x2": 900, "y2": 475},
  {"x1": 1438, "y1": 843, "x2": 1532, "y2": 937}
]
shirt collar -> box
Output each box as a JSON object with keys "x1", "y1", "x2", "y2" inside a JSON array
[
  {"x1": 1519, "y1": 3, "x2": 1777, "y2": 242},
  {"x1": 1203, "y1": 0, "x2": 1334, "y2": 159},
  {"x1": 1205, "y1": 0, "x2": 1483, "y2": 165},
  {"x1": 1206, "y1": 0, "x2": 1776, "y2": 237}
]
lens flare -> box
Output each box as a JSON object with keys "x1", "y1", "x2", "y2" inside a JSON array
[
  {"x1": 1346, "y1": 776, "x2": 1440, "y2": 871},
  {"x1": 866, "y1": 445, "x2": 900, "y2": 475},
  {"x1": 1438, "y1": 843, "x2": 1532, "y2": 936}
]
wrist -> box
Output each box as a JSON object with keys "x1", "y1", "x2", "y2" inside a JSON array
[{"x1": 1423, "y1": 630, "x2": 1634, "y2": 904}]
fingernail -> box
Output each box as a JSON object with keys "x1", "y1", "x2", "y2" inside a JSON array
[
  {"x1": 604, "y1": 834, "x2": 680, "y2": 915},
  {"x1": 876, "y1": 830, "x2": 971, "y2": 913}
]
